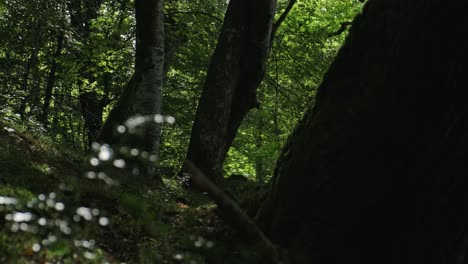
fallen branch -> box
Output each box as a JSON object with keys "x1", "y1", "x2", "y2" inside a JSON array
[{"x1": 183, "y1": 160, "x2": 286, "y2": 263}]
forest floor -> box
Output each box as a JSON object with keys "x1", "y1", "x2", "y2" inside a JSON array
[{"x1": 0, "y1": 117, "x2": 265, "y2": 264}]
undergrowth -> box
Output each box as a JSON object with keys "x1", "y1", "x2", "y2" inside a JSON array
[{"x1": 0, "y1": 115, "x2": 268, "y2": 264}]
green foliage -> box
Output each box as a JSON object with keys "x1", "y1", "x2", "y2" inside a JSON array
[
  {"x1": 0, "y1": 0, "x2": 361, "y2": 180},
  {"x1": 224, "y1": 147, "x2": 256, "y2": 178},
  {"x1": 223, "y1": 0, "x2": 362, "y2": 181},
  {"x1": 0, "y1": 0, "x2": 363, "y2": 262},
  {"x1": 0, "y1": 115, "x2": 227, "y2": 263},
  {"x1": 0, "y1": 0, "x2": 135, "y2": 150},
  {"x1": 159, "y1": 0, "x2": 227, "y2": 172},
  {"x1": 0, "y1": 185, "x2": 34, "y2": 203}
]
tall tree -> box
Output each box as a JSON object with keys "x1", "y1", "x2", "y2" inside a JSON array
[
  {"x1": 16, "y1": 6, "x2": 47, "y2": 119},
  {"x1": 182, "y1": 0, "x2": 277, "y2": 184},
  {"x1": 221, "y1": 0, "x2": 361, "y2": 180},
  {"x1": 98, "y1": 0, "x2": 165, "y2": 164},
  {"x1": 258, "y1": 0, "x2": 468, "y2": 263},
  {"x1": 41, "y1": 31, "x2": 65, "y2": 127},
  {"x1": 67, "y1": 0, "x2": 105, "y2": 146}
]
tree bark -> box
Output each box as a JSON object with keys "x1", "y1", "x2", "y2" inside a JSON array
[
  {"x1": 67, "y1": 0, "x2": 105, "y2": 146},
  {"x1": 258, "y1": 1, "x2": 468, "y2": 263},
  {"x1": 132, "y1": 0, "x2": 164, "y2": 155},
  {"x1": 17, "y1": 48, "x2": 38, "y2": 118},
  {"x1": 255, "y1": 112, "x2": 265, "y2": 183},
  {"x1": 41, "y1": 32, "x2": 65, "y2": 128},
  {"x1": 98, "y1": 0, "x2": 164, "y2": 158},
  {"x1": 183, "y1": 0, "x2": 277, "y2": 184},
  {"x1": 79, "y1": 91, "x2": 105, "y2": 146}
]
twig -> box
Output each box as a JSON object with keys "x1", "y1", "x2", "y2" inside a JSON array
[
  {"x1": 328, "y1": 21, "x2": 352, "y2": 37},
  {"x1": 270, "y1": 0, "x2": 298, "y2": 42}
]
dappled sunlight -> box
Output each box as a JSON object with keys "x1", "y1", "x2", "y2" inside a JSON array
[
  {"x1": 0, "y1": 189, "x2": 111, "y2": 261},
  {"x1": 3, "y1": 126, "x2": 14, "y2": 133},
  {"x1": 0, "y1": 196, "x2": 18, "y2": 205},
  {"x1": 0, "y1": 0, "x2": 365, "y2": 261},
  {"x1": 84, "y1": 114, "x2": 175, "y2": 182},
  {"x1": 124, "y1": 114, "x2": 176, "y2": 131}
]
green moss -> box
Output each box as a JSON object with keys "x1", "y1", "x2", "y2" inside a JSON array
[
  {"x1": 0, "y1": 143, "x2": 57, "y2": 193},
  {"x1": 0, "y1": 118, "x2": 271, "y2": 263}
]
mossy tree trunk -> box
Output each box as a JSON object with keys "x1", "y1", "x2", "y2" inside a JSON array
[
  {"x1": 259, "y1": 1, "x2": 468, "y2": 263},
  {"x1": 98, "y1": 0, "x2": 164, "y2": 161},
  {"x1": 183, "y1": 0, "x2": 277, "y2": 184}
]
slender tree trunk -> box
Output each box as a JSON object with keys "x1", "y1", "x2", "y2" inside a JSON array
[
  {"x1": 79, "y1": 90, "x2": 104, "y2": 145},
  {"x1": 18, "y1": 48, "x2": 38, "y2": 117},
  {"x1": 67, "y1": 0, "x2": 105, "y2": 146},
  {"x1": 183, "y1": 0, "x2": 277, "y2": 185},
  {"x1": 78, "y1": 76, "x2": 104, "y2": 146},
  {"x1": 255, "y1": 112, "x2": 265, "y2": 183},
  {"x1": 42, "y1": 32, "x2": 65, "y2": 127},
  {"x1": 18, "y1": 16, "x2": 46, "y2": 119},
  {"x1": 258, "y1": 1, "x2": 468, "y2": 263}
]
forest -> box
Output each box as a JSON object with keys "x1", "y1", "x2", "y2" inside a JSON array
[{"x1": 2, "y1": 0, "x2": 468, "y2": 263}]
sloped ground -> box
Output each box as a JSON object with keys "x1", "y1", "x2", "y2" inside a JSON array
[{"x1": 0, "y1": 117, "x2": 266, "y2": 263}]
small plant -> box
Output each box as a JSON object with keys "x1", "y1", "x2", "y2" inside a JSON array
[{"x1": 0, "y1": 188, "x2": 111, "y2": 263}]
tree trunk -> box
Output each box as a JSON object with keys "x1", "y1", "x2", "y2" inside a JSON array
[
  {"x1": 42, "y1": 32, "x2": 64, "y2": 128},
  {"x1": 17, "y1": 48, "x2": 38, "y2": 118},
  {"x1": 67, "y1": 0, "x2": 105, "y2": 146},
  {"x1": 183, "y1": 0, "x2": 277, "y2": 184},
  {"x1": 258, "y1": 1, "x2": 468, "y2": 263},
  {"x1": 255, "y1": 112, "x2": 265, "y2": 183},
  {"x1": 132, "y1": 0, "x2": 164, "y2": 155},
  {"x1": 18, "y1": 16, "x2": 46, "y2": 120},
  {"x1": 79, "y1": 91, "x2": 104, "y2": 146},
  {"x1": 98, "y1": 0, "x2": 164, "y2": 157}
]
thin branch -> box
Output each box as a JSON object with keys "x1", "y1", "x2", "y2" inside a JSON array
[
  {"x1": 328, "y1": 21, "x2": 352, "y2": 37},
  {"x1": 270, "y1": 0, "x2": 297, "y2": 41}
]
